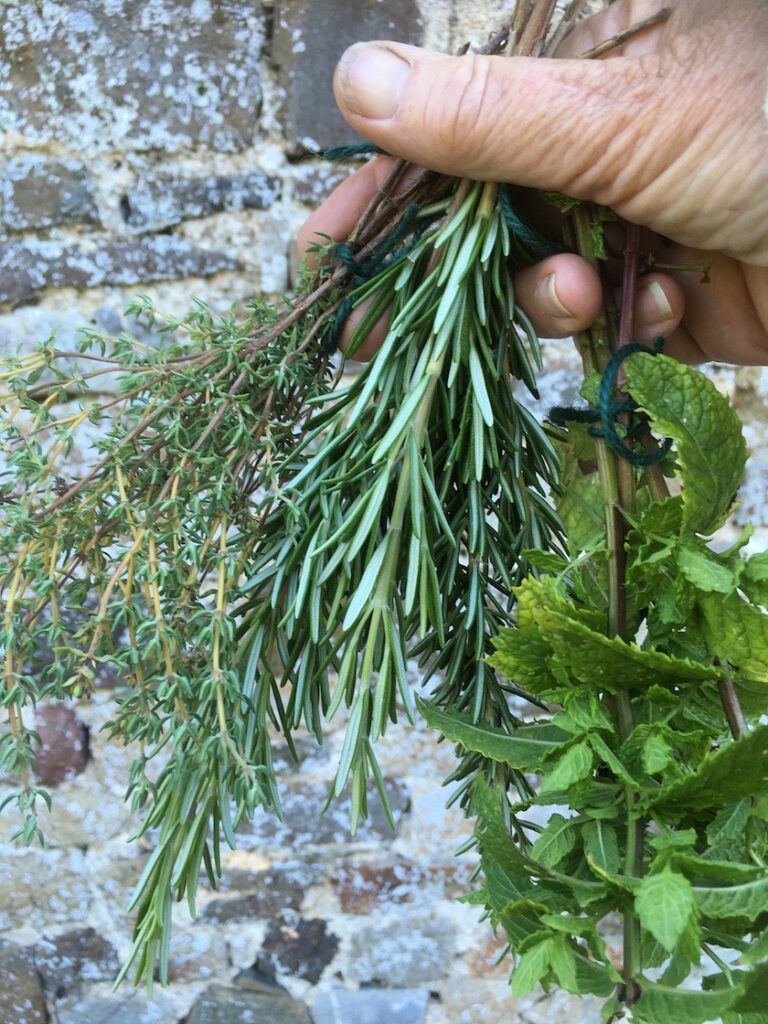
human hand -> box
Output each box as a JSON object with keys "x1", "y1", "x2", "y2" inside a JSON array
[{"x1": 297, "y1": 0, "x2": 768, "y2": 364}]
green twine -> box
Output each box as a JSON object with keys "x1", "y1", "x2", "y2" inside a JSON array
[
  {"x1": 550, "y1": 339, "x2": 672, "y2": 467},
  {"x1": 499, "y1": 187, "x2": 566, "y2": 264},
  {"x1": 323, "y1": 142, "x2": 386, "y2": 162}
]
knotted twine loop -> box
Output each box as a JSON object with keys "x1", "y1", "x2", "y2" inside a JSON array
[
  {"x1": 549, "y1": 339, "x2": 673, "y2": 467},
  {"x1": 322, "y1": 202, "x2": 422, "y2": 352}
]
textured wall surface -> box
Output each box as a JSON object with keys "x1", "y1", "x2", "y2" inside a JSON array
[{"x1": 0, "y1": 2, "x2": 765, "y2": 1023}]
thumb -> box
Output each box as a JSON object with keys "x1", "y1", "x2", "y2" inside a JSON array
[{"x1": 333, "y1": 41, "x2": 670, "y2": 208}]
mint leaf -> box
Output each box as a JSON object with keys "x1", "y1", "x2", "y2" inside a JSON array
[
  {"x1": 536, "y1": 609, "x2": 720, "y2": 691},
  {"x1": 473, "y1": 780, "x2": 530, "y2": 886},
  {"x1": 705, "y1": 800, "x2": 751, "y2": 861},
  {"x1": 635, "y1": 868, "x2": 697, "y2": 952},
  {"x1": 582, "y1": 820, "x2": 620, "y2": 874},
  {"x1": 579, "y1": 371, "x2": 601, "y2": 408},
  {"x1": 624, "y1": 353, "x2": 747, "y2": 535},
  {"x1": 642, "y1": 731, "x2": 674, "y2": 774},
  {"x1": 678, "y1": 546, "x2": 736, "y2": 594},
  {"x1": 693, "y1": 875, "x2": 768, "y2": 921},
  {"x1": 648, "y1": 830, "x2": 698, "y2": 852},
  {"x1": 511, "y1": 938, "x2": 554, "y2": 996},
  {"x1": 539, "y1": 742, "x2": 594, "y2": 796},
  {"x1": 644, "y1": 726, "x2": 768, "y2": 811},
  {"x1": 700, "y1": 593, "x2": 768, "y2": 684},
  {"x1": 522, "y1": 549, "x2": 570, "y2": 575},
  {"x1": 418, "y1": 699, "x2": 569, "y2": 768},
  {"x1": 740, "y1": 926, "x2": 768, "y2": 966},
  {"x1": 549, "y1": 935, "x2": 579, "y2": 992},
  {"x1": 671, "y1": 853, "x2": 761, "y2": 884},
  {"x1": 530, "y1": 813, "x2": 577, "y2": 868},
  {"x1": 636, "y1": 981, "x2": 744, "y2": 1024},
  {"x1": 741, "y1": 552, "x2": 768, "y2": 606},
  {"x1": 488, "y1": 625, "x2": 559, "y2": 693},
  {"x1": 555, "y1": 426, "x2": 604, "y2": 552}
]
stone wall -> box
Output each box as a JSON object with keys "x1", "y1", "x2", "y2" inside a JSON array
[{"x1": 1, "y1": 2, "x2": 767, "y2": 1023}]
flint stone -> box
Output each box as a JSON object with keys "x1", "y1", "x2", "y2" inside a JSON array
[
  {"x1": 255, "y1": 917, "x2": 339, "y2": 984},
  {"x1": 30, "y1": 927, "x2": 119, "y2": 996},
  {"x1": 185, "y1": 983, "x2": 312, "y2": 1024},
  {"x1": 272, "y1": 0, "x2": 423, "y2": 152},
  {"x1": 0, "y1": 944, "x2": 47, "y2": 1024},
  {"x1": 0, "y1": 156, "x2": 99, "y2": 231},
  {"x1": 0, "y1": 1, "x2": 264, "y2": 153},
  {"x1": 0, "y1": 238, "x2": 240, "y2": 307},
  {"x1": 56, "y1": 992, "x2": 178, "y2": 1024},
  {"x1": 33, "y1": 704, "x2": 90, "y2": 787},
  {"x1": 122, "y1": 171, "x2": 281, "y2": 232},
  {"x1": 238, "y1": 778, "x2": 410, "y2": 849},
  {"x1": 312, "y1": 988, "x2": 429, "y2": 1024}
]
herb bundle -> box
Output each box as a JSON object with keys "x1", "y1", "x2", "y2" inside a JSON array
[{"x1": 2, "y1": 1, "x2": 768, "y2": 1019}]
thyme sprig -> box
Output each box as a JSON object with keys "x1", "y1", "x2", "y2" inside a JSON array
[{"x1": 0, "y1": 174, "x2": 561, "y2": 986}]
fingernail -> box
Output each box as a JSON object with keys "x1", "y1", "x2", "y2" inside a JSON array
[
  {"x1": 536, "y1": 273, "x2": 572, "y2": 318},
  {"x1": 639, "y1": 281, "x2": 674, "y2": 323},
  {"x1": 337, "y1": 42, "x2": 411, "y2": 119}
]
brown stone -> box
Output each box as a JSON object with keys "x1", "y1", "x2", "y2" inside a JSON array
[
  {"x1": 0, "y1": 2, "x2": 264, "y2": 153},
  {"x1": 0, "y1": 157, "x2": 99, "y2": 231},
  {"x1": 0, "y1": 238, "x2": 240, "y2": 307},
  {"x1": 256, "y1": 917, "x2": 339, "y2": 984},
  {"x1": 333, "y1": 859, "x2": 469, "y2": 914},
  {"x1": 33, "y1": 704, "x2": 89, "y2": 787},
  {"x1": 272, "y1": 0, "x2": 423, "y2": 153}
]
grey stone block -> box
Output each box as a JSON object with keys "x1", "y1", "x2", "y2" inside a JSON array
[
  {"x1": 347, "y1": 914, "x2": 454, "y2": 987},
  {"x1": 0, "y1": 237, "x2": 240, "y2": 306},
  {"x1": 56, "y1": 993, "x2": 177, "y2": 1024},
  {"x1": 312, "y1": 988, "x2": 429, "y2": 1024},
  {"x1": 238, "y1": 777, "x2": 410, "y2": 850},
  {"x1": 30, "y1": 927, "x2": 119, "y2": 996},
  {"x1": 272, "y1": 0, "x2": 423, "y2": 153},
  {"x1": 0, "y1": 156, "x2": 99, "y2": 230},
  {"x1": 185, "y1": 984, "x2": 312, "y2": 1024},
  {"x1": 0, "y1": 944, "x2": 47, "y2": 1024},
  {"x1": 202, "y1": 862, "x2": 322, "y2": 921},
  {"x1": 122, "y1": 171, "x2": 281, "y2": 232},
  {"x1": 0, "y1": 848, "x2": 92, "y2": 931},
  {"x1": 0, "y1": 1, "x2": 264, "y2": 152}
]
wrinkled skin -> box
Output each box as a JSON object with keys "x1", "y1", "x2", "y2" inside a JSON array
[{"x1": 298, "y1": 0, "x2": 768, "y2": 365}]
